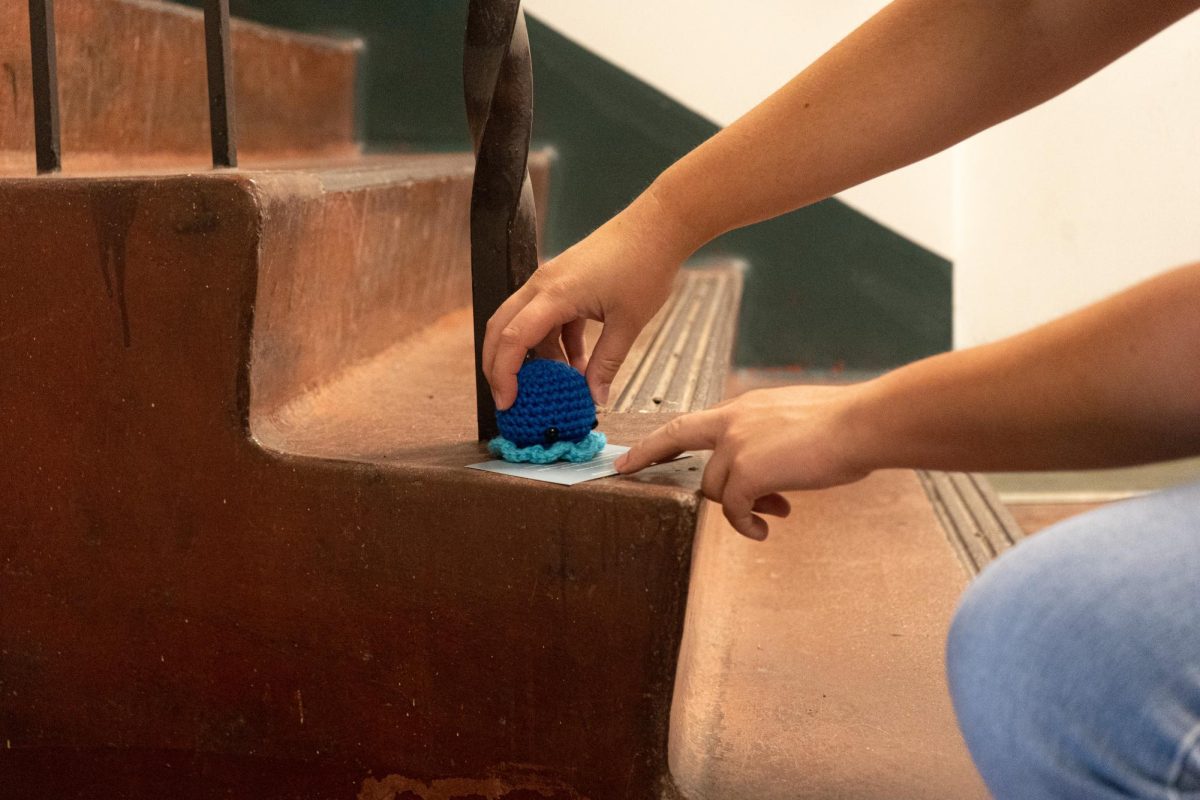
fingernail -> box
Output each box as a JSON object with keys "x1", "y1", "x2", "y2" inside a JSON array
[{"x1": 614, "y1": 454, "x2": 627, "y2": 472}]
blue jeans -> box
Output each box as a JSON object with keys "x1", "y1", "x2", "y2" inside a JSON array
[{"x1": 947, "y1": 480, "x2": 1200, "y2": 799}]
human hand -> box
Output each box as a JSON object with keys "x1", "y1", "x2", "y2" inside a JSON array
[
  {"x1": 614, "y1": 385, "x2": 876, "y2": 540},
  {"x1": 483, "y1": 188, "x2": 699, "y2": 410}
]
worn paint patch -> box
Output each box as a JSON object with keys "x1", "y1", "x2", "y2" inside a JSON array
[{"x1": 89, "y1": 184, "x2": 140, "y2": 348}]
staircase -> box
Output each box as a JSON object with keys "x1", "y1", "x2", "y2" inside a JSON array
[
  {"x1": 0, "y1": 2, "x2": 725, "y2": 797},
  {"x1": 1, "y1": 2, "x2": 993, "y2": 799}
]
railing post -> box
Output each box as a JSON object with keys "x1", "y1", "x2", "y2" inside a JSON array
[
  {"x1": 464, "y1": 0, "x2": 539, "y2": 440},
  {"x1": 27, "y1": 0, "x2": 61, "y2": 174},
  {"x1": 203, "y1": 0, "x2": 238, "y2": 168}
]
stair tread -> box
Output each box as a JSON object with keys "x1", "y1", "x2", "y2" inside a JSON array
[
  {"x1": 671, "y1": 470, "x2": 989, "y2": 799},
  {"x1": 252, "y1": 305, "x2": 479, "y2": 457}
]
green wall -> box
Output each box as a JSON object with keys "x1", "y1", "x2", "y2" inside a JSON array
[{"x1": 211, "y1": 0, "x2": 951, "y2": 369}]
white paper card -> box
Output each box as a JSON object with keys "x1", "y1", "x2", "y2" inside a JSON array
[{"x1": 468, "y1": 444, "x2": 688, "y2": 486}]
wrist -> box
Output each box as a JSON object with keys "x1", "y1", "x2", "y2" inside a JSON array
[
  {"x1": 625, "y1": 171, "x2": 717, "y2": 261},
  {"x1": 839, "y1": 378, "x2": 901, "y2": 475}
]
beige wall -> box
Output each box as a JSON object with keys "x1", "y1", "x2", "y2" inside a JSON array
[{"x1": 953, "y1": 14, "x2": 1200, "y2": 346}]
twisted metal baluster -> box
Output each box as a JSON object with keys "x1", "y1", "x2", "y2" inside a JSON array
[{"x1": 464, "y1": 0, "x2": 539, "y2": 440}]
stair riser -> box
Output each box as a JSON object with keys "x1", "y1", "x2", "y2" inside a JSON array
[
  {"x1": 250, "y1": 154, "x2": 550, "y2": 418},
  {"x1": 0, "y1": 0, "x2": 359, "y2": 169},
  {"x1": 252, "y1": 171, "x2": 473, "y2": 416}
]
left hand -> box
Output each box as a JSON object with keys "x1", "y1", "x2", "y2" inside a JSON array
[{"x1": 614, "y1": 385, "x2": 876, "y2": 540}]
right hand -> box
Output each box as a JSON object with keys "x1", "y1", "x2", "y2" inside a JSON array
[
  {"x1": 615, "y1": 384, "x2": 877, "y2": 539},
  {"x1": 483, "y1": 189, "x2": 698, "y2": 410}
]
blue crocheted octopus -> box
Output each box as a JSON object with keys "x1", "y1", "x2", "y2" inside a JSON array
[{"x1": 489, "y1": 359, "x2": 606, "y2": 463}]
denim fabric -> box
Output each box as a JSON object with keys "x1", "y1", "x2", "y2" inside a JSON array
[{"x1": 947, "y1": 480, "x2": 1200, "y2": 799}]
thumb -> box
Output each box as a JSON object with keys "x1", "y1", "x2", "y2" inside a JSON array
[{"x1": 586, "y1": 322, "x2": 638, "y2": 406}]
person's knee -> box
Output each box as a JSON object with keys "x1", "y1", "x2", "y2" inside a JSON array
[
  {"x1": 946, "y1": 532, "x2": 1068, "y2": 743},
  {"x1": 945, "y1": 527, "x2": 1115, "y2": 797},
  {"x1": 945, "y1": 488, "x2": 1200, "y2": 799}
]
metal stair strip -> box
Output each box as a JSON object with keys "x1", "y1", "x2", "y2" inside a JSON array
[
  {"x1": 613, "y1": 263, "x2": 744, "y2": 414},
  {"x1": 918, "y1": 470, "x2": 1027, "y2": 575}
]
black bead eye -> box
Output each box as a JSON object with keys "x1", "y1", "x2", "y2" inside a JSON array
[
  {"x1": 544, "y1": 427, "x2": 560, "y2": 444},
  {"x1": 591, "y1": 419, "x2": 599, "y2": 429}
]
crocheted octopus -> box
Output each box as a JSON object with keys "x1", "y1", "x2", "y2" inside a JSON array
[{"x1": 489, "y1": 359, "x2": 606, "y2": 463}]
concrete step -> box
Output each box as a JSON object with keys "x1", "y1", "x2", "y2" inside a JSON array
[
  {"x1": 255, "y1": 264, "x2": 742, "y2": 460},
  {"x1": 0, "y1": 0, "x2": 361, "y2": 171},
  {"x1": 666, "y1": 371, "x2": 991, "y2": 798},
  {"x1": 670, "y1": 470, "x2": 989, "y2": 799},
  {"x1": 0, "y1": 157, "x2": 741, "y2": 800},
  {"x1": 247, "y1": 150, "x2": 551, "y2": 419}
]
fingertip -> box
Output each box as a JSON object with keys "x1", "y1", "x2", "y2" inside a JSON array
[
  {"x1": 587, "y1": 325, "x2": 635, "y2": 405},
  {"x1": 726, "y1": 507, "x2": 769, "y2": 541},
  {"x1": 745, "y1": 515, "x2": 769, "y2": 541},
  {"x1": 617, "y1": 451, "x2": 646, "y2": 474},
  {"x1": 594, "y1": 382, "x2": 611, "y2": 407},
  {"x1": 492, "y1": 381, "x2": 517, "y2": 411}
]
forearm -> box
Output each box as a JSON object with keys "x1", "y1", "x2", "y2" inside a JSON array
[
  {"x1": 634, "y1": 0, "x2": 1199, "y2": 249},
  {"x1": 851, "y1": 263, "x2": 1200, "y2": 473}
]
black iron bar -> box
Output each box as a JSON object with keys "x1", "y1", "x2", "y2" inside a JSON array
[
  {"x1": 27, "y1": 0, "x2": 61, "y2": 174},
  {"x1": 464, "y1": 0, "x2": 538, "y2": 440},
  {"x1": 203, "y1": 0, "x2": 237, "y2": 168}
]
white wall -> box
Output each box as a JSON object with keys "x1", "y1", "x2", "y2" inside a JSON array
[
  {"x1": 523, "y1": 0, "x2": 956, "y2": 259},
  {"x1": 953, "y1": 14, "x2": 1200, "y2": 346},
  {"x1": 524, "y1": 1, "x2": 1200, "y2": 347}
]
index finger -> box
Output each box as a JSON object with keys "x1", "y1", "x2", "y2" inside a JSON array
[
  {"x1": 487, "y1": 294, "x2": 576, "y2": 409},
  {"x1": 615, "y1": 411, "x2": 722, "y2": 474}
]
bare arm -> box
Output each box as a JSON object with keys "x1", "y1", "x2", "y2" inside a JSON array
[
  {"x1": 857, "y1": 262, "x2": 1200, "y2": 472},
  {"x1": 652, "y1": 0, "x2": 1200, "y2": 241},
  {"x1": 617, "y1": 263, "x2": 1200, "y2": 539},
  {"x1": 483, "y1": 0, "x2": 1200, "y2": 408}
]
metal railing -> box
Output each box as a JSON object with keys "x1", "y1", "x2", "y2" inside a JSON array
[
  {"x1": 26, "y1": 0, "x2": 60, "y2": 173},
  {"x1": 202, "y1": 0, "x2": 238, "y2": 168},
  {"x1": 464, "y1": 0, "x2": 539, "y2": 440},
  {"x1": 24, "y1": 0, "x2": 522, "y2": 441},
  {"x1": 25, "y1": 0, "x2": 238, "y2": 173}
]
